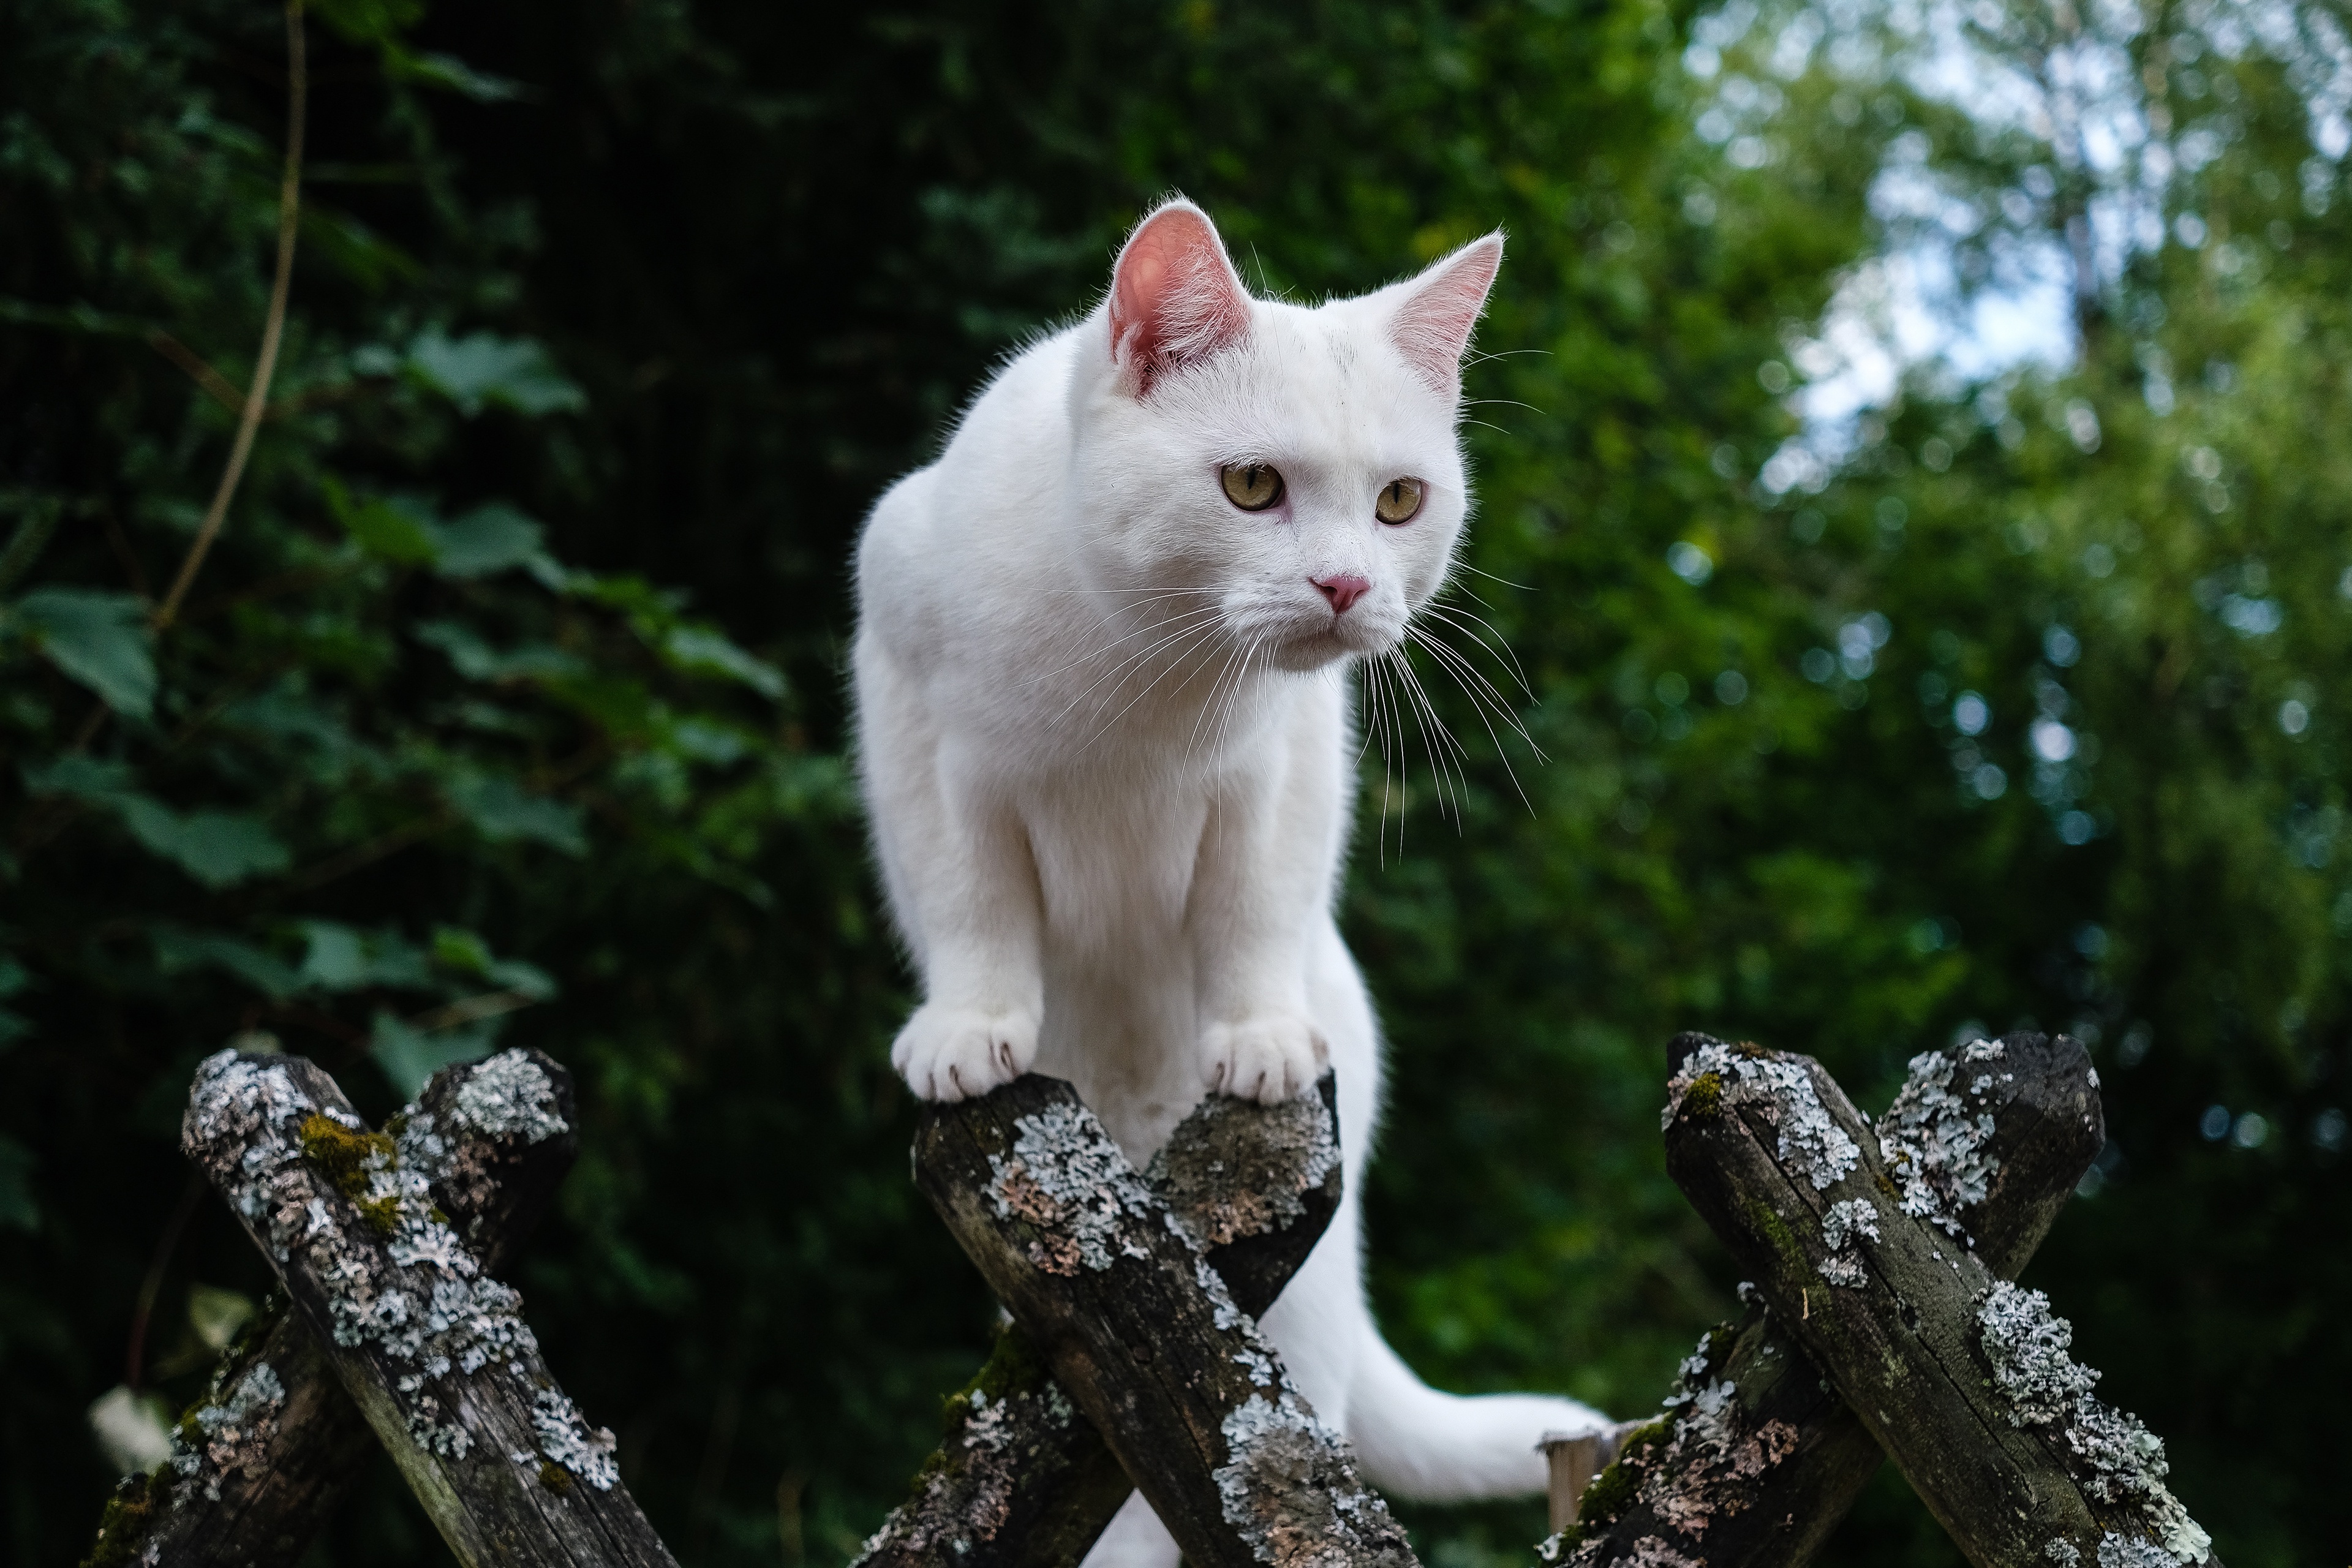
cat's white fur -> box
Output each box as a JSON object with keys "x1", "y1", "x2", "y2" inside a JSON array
[{"x1": 853, "y1": 199, "x2": 1605, "y2": 1566}]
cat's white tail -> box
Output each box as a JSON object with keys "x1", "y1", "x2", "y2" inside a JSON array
[{"x1": 1345, "y1": 1322, "x2": 1610, "y2": 1502}]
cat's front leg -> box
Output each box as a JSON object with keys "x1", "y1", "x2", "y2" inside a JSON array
[
  {"x1": 881, "y1": 770, "x2": 1044, "y2": 1100},
  {"x1": 862, "y1": 656, "x2": 1045, "y2": 1101},
  {"x1": 1189, "y1": 755, "x2": 1336, "y2": 1105}
]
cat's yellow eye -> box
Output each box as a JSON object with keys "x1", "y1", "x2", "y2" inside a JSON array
[
  {"x1": 1375, "y1": 477, "x2": 1425, "y2": 524},
  {"x1": 1220, "y1": 463, "x2": 1286, "y2": 512}
]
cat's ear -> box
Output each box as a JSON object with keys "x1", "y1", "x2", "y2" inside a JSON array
[
  {"x1": 1387, "y1": 233, "x2": 1504, "y2": 395},
  {"x1": 1107, "y1": 198, "x2": 1252, "y2": 396}
]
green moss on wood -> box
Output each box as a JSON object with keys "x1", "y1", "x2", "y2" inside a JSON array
[
  {"x1": 298, "y1": 1112, "x2": 402, "y2": 1232},
  {"x1": 1569, "y1": 1413, "x2": 1674, "y2": 1536},
  {"x1": 1747, "y1": 1197, "x2": 1804, "y2": 1273},
  {"x1": 1681, "y1": 1071, "x2": 1725, "y2": 1120},
  {"x1": 539, "y1": 1460, "x2": 575, "y2": 1494},
  {"x1": 80, "y1": 1470, "x2": 164, "y2": 1568}
]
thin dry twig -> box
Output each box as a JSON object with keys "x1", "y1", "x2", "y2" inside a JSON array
[{"x1": 153, "y1": 0, "x2": 307, "y2": 631}]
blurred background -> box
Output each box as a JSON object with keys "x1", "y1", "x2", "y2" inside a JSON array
[{"x1": 4, "y1": 0, "x2": 2346, "y2": 1563}]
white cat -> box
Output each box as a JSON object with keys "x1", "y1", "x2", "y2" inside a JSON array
[{"x1": 852, "y1": 198, "x2": 1605, "y2": 1566}]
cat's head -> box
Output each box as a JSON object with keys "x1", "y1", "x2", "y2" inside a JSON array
[{"x1": 1066, "y1": 198, "x2": 1502, "y2": 674}]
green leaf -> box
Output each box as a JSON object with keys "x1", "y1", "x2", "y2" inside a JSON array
[
  {"x1": 295, "y1": 921, "x2": 435, "y2": 991},
  {"x1": 117, "y1": 802, "x2": 292, "y2": 889},
  {"x1": 18, "y1": 754, "x2": 135, "y2": 802},
  {"x1": 663, "y1": 625, "x2": 786, "y2": 699},
  {"x1": 150, "y1": 925, "x2": 303, "y2": 998},
  {"x1": 444, "y1": 772, "x2": 588, "y2": 854},
  {"x1": 431, "y1": 924, "x2": 495, "y2": 975},
  {"x1": 386, "y1": 45, "x2": 527, "y2": 102},
  {"x1": 9, "y1": 588, "x2": 155, "y2": 717},
  {"x1": 0, "y1": 1136, "x2": 36, "y2": 1232},
  {"x1": 341, "y1": 496, "x2": 441, "y2": 565},
  {"x1": 369, "y1": 1011, "x2": 496, "y2": 1099},
  {"x1": 413, "y1": 620, "x2": 586, "y2": 682},
  {"x1": 432, "y1": 502, "x2": 546, "y2": 576},
  {"x1": 405, "y1": 329, "x2": 586, "y2": 418},
  {"x1": 310, "y1": 0, "x2": 424, "y2": 46}
]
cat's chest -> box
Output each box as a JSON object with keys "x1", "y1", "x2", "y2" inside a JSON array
[{"x1": 1020, "y1": 774, "x2": 1211, "y2": 949}]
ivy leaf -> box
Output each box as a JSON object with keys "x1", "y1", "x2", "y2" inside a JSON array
[
  {"x1": 663, "y1": 625, "x2": 786, "y2": 699},
  {"x1": 339, "y1": 494, "x2": 440, "y2": 565},
  {"x1": 116, "y1": 801, "x2": 293, "y2": 889},
  {"x1": 405, "y1": 329, "x2": 586, "y2": 418},
  {"x1": 432, "y1": 502, "x2": 547, "y2": 576},
  {"x1": 149, "y1": 924, "x2": 303, "y2": 998},
  {"x1": 24, "y1": 761, "x2": 294, "y2": 888},
  {"x1": 296, "y1": 921, "x2": 435, "y2": 991},
  {"x1": 444, "y1": 772, "x2": 588, "y2": 854},
  {"x1": 9, "y1": 588, "x2": 156, "y2": 717},
  {"x1": 370, "y1": 1011, "x2": 496, "y2": 1099},
  {"x1": 413, "y1": 620, "x2": 586, "y2": 682},
  {"x1": 386, "y1": 45, "x2": 527, "y2": 103}
]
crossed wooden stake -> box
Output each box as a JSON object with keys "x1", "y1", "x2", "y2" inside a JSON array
[{"x1": 89, "y1": 1032, "x2": 2219, "y2": 1568}]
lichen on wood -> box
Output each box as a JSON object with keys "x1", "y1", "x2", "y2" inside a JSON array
[
  {"x1": 1540, "y1": 1031, "x2": 2112, "y2": 1568},
  {"x1": 178, "y1": 1048, "x2": 671, "y2": 1568},
  {"x1": 914, "y1": 1074, "x2": 1412, "y2": 1568},
  {"x1": 1660, "y1": 1035, "x2": 2220, "y2": 1568},
  {"x1": 857, "y1": 1075, "x2": 1349, "y2": 1568}
]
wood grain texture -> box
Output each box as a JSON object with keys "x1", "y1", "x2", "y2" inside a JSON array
[
  {"x1": 87, "y1": 1049, "x2": 582, "y2": 1568},
  {"x1": 176, "y1": 1049, "x2": 674, "y2": 1568},
  {"x1": 854, "y1": 1076, "x2": 1344, "y2": 1568},
  {"x1": 1542, "y1": 1031, "x2": 2106, "y2": 1568},
  {"x1": 913, "y1": 1076, "x2": 1413, "y2": 1568},
  {"x1": 1658, "y1": 1037, "x2": 2217, "y2": 1568}
]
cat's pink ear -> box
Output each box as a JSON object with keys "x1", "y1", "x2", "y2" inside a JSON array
[
  {"x1": 1108, "y1": 199, "x2": 1252, "y2": 396},
  {"x1": 1389, "y1": 233, "x2": 1504, "y2": 394}
]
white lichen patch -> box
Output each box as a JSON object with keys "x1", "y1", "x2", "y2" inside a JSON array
[
  {"x1": 2047, "y1": 1542, "x2": 2082, "y2": 1566},
  {"x1": 1817, "y1": 1252, "x2": 1869, "y2": 1288},
  {"x1": 450, "y1": 1050, "x2": 569, "y2": 1142},
  {"x1": 1662, "y1": 1041, "x2": 1860, "y2": 1191},
  {"x1": 1213, "y1": 1393, "x2": 1412, "y2": 1568},
  {"x1": 167, "y1": 1359, "x2": 288, "y2": 1502},
  {"x1": 1821, "y1": 1199, "x2": 1882, "y2": 1250},
  {"x1": 528, "y1": 1387, "x2": 620, "y2": 1490},
  {"x1": 1146, "y1": 1088, "x2": 1341, "y2": 1250},
  {"x1": 1978, "y1": 1283, "x2": 2212, "y2": 1564},
  {"x1": 1978, "y1": 1283, "x2": 2100, "y2": 1423},
  {"x1": 1879, "y1": 1042, "x2": 2004, "y2": 1238},
  {"x1": 986, "y1": 1099, "x2": 1156, "y2": 1274},
  {"x1": 2098, "y1": 1534, "x2": 2181, "y2": 1568}
]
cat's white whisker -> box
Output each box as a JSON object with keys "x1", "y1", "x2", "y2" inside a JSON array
[
  {"x1": 1404, "y1": 627, "x2": 1539, "y2": 813},
  {"x1": 1420, "y1": 597, "x2": 1538, "y2": 703},
  {"x1": 1404, "y1": 619, "x2": 1544, "y2": 758},
  {"x1": 1046, "y1": 605, "x2": 1228, "y2": 718}
]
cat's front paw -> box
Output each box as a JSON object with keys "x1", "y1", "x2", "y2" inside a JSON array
[
  {"x1": 1200, "y1": 1016, "x2": 1327, "y2": 1104},
  {"x1": 892, "y1": 1003, "x2": 1040, "y2": 1102}
]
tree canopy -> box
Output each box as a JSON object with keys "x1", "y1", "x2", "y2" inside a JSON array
[{"x1": 2, "y1": 1, "x2": 2345, "y2": 1564}]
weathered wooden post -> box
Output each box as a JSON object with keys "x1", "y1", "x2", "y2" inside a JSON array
[
  {"x1": 1543, "y1": 1030, "x2": 2109, "y2": 1568},
  {"x1": 174, "y1": 1049, "x2": 676, "y2": 1568},
  {"x1": 1659, "y1": 1035, "x2": 2217, "y2": 1568},
  {"x1": 856, "y1": 1079, "x2": 1346, "y2": 1568},
  {"x1": 913, "y1": 1076, "x2": 1416, "y2": 1568},
  {"x1": 85, "y1": 1048, "x2": 582, "y2": 1568}
]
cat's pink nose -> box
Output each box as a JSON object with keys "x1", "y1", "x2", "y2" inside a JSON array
[{"x1": 1313, "y1": 573, "x2": 1371, "y2": 614}]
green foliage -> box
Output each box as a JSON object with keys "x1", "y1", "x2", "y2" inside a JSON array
[{"x1": 2, "y1": 1, "x2": 2345, "y2": 1567}]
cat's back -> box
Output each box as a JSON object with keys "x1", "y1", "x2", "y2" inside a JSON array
[{"x1": 855, "y1": 325, "x2": 1083, "y2": 659}]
